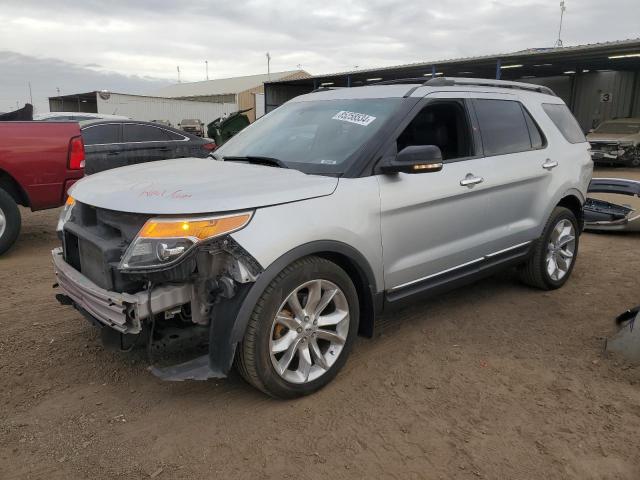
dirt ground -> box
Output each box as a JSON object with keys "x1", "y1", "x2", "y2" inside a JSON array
[{"x1": 1, "y1": 167, "x2": 640, "y2": 480}]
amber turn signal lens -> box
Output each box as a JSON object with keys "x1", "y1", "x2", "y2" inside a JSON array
[
  {"x1": 65, "y1": 196, "x2": 75, "y2": 206},
  {"x1": 139, "y1": 213, "x2": 252, "y2": 240}
]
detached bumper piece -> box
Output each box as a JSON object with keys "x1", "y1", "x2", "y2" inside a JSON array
[
  {"x1": 583, "y1": 178, "x2": 640, "y2": 232},
  {"x1": 52, "y1": 247, "x2": 191, "y2": 334},
  {"x1": 606, "y1": 306, "x2": 640, "y2": 364}
]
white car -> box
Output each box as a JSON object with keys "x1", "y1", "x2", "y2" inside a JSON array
[{"x1": 53, "y1": 77, "x2": 592, "y2": 398}]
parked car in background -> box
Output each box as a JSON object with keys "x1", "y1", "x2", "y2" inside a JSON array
[
  {"x1": 0, "y1": 121, "x2": 84, "y2": 254},
  {"x1": 178, "y1": 118, "x2": 205, "y2": 137},
  {"x1": 53, "y1": 77, "x2": 591, "y2": 398},
  {"x1": 81, "y1": 120, "x2": 216, "y2": 175},
  {"x1": 34, "y1": 112, "x2": 130, "y2": 122},
  {"x1": 587, "y1": 118, "x2": 640, "y2": 167}
]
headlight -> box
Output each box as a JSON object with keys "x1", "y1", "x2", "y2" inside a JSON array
[
  {"x1": 119, "y1": 212, "x2": 253, "y2": 270},
  {"x1": 57, "y1": 196, "x2": 75, "y2": 234}
]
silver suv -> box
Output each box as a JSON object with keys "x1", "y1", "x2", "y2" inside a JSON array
[{"x1": 53, "y1": 77, "x2": 592, "y2": 398}]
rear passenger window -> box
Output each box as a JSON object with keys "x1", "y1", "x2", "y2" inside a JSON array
[
  {"x1": 474, "y1": 99, "x2": 531, "y2": 156},
  {"x1": 123, "y1": 124, "x2": 169, "y2": 142},
  {"x1": 542, "y1": 104, "x2": 586, "y2": 143},
  {"x1": 81, "y1": 124, "x2": 120, "y2": 145}
]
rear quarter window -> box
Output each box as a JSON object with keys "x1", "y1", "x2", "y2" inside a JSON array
[{"x1": 542, "y1": 104, "x2": 586, "y2": 144}]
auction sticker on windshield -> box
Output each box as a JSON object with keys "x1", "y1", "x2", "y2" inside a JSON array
[{"x1": 332, "y1": 111, "x2": 376, "y2": 126}]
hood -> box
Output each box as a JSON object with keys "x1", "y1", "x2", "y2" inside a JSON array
[
  {"x1": 587, "y1": 132, "x2": 639, "y2": 144},
  {"x1": 69, "y1": 158, "x2": 338, "y2": 214}
]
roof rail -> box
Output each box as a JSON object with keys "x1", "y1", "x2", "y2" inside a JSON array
[
  {"x1": 424, "y1": 77, "x2": 556, "y2": 96},
  {"x1": 371, "y1": 78, "x2": 428, "y2": 85}
]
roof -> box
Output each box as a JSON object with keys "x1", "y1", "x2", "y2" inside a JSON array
[
  {"x1": 153, "y1": 70, "x2": 309, "y2": 97},
  {"x1": 266, "y1": 38, "x2": 640, "y2": 87}
]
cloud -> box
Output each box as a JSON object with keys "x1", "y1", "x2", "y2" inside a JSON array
[
  {"x1": 0, "y1": 0, "x2": 638, "y2": 111},
  {"x1": 0, "y1": 51, "x2": 169, "y2": 113}
]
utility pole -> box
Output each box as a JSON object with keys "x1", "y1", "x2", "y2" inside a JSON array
[
  {"x1": 266, "y1": 52, "x2": 271, "y2": 80},
  {"x1": 554, "y1": 1, "x2": 566, "y2": 48},
  {"x1": 177, "y1": 66, "x2": 181, "y2": 83},
  {"x1": 205, "y1": 60, "x2": 209, "y2": 80},
  {"x1": 28, "y1": 82, "x2": 33, "y2": 105}
]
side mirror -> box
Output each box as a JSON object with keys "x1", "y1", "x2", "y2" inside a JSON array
[{"x1": 381, "y1": 145, "x2": 443, "y2": 174}]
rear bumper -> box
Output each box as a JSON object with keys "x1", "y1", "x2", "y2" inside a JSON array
[{"x1": 52, "y1": 247, "x2": 192, "y2": 334}]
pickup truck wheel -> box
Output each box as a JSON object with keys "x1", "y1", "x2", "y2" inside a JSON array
[
  {"x1": 235, "y1": 256, "x2": 359, "y2": 398},
  {"x1": 519, "y1": 206, "x2": 578, "y2": 290},
  {"x1": 0, "y1": 188, "x2": 21, "y2": 255}
]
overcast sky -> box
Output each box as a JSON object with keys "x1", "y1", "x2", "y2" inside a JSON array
[{"x1": 1, "y1": 0, "x2": 638, "y2": 112}]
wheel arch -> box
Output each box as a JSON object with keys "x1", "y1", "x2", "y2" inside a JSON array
[
  {"x1": 230, "y1": 241, "x2": 381, "y2": 344},
  {"x1": 0, "y1": 169, "x2": 30, "y2": 208},
  {"x1": 557, "y1": 192, "x2": 584, "y2": 231}
]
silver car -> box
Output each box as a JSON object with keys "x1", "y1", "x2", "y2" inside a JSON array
[{"x1": 53, "y1": 77, "x2": 592, "y2": 398}]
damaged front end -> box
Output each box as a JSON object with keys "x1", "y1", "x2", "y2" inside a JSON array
[
  {"x1": 589, "y1": 142, "x2": 640, "y2": 167},
  {"x1": 53, "y1": 200, "x2": 263, "y2": 381},
  {"x1": 583, "y1": 178, "x2": 640, "y2": 232}
]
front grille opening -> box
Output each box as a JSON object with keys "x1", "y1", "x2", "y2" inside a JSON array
[{"x1": 64, "y1": 231, "x2": 81, "y2": 272}]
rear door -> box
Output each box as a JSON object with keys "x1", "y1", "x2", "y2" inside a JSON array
[
  {"x1": 470, "y1": 95, "x2": 554, "y2": 250},
  {"x1": 82, "y1": 123, "x2": 123, "y2": 175},
  {"x1": 377, "y1": 92, "x2": 499, "y2": 292}
]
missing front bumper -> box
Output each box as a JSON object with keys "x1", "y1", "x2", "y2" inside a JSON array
[{"x1": 52, "y1": 247, "x2": 192, "y2": 334}]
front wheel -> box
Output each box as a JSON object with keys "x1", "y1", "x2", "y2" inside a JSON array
[
  {"x1": 0, "y1": 188, "x2": 21, "y2": 255},
  {"x1": 235, "y1": 256, "x2": 359, "y2": 398},
  {"x1": 519, "y1": 206, "x2": 579, "y2": 290}
]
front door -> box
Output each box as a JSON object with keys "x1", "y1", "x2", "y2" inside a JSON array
[{"x1": 377, "y1": 94, "x2": 497, "y2": 293}]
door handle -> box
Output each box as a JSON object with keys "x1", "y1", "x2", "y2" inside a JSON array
[
  {"x1": 542, "y1": 159, "x2": 558, "y2": 170},
  {"x1": 106, "y1": 151, "x2": 120, "y2": 156},
  {"x1": 460, "y1": 174, "x2": 484, "y2": 187}
]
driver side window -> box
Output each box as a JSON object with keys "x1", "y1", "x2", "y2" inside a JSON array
[{"x1": 397, "y1": 100, "x2": 474, "y2": 161}]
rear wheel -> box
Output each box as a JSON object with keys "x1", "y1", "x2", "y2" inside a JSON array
[
  {"x1": 0, "y1": 188, "x2": 21, "y2": 255},
  {"x1": 519, "y1": 206, "x2": 578, "y2": 290},
  {"x1": 235, "y1": 256, "x2": 359, "y2": 398}
]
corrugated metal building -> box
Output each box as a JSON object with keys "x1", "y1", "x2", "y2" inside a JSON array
[
  {"x1": 265, "y1": 39, "x2": 640, "y2": 132},
  {"x1": 153, "y1": 70, "x2": 310, "y2": 122},
  {"x1": 49, "y1": 91, "x2": 237, "y2": 127}
]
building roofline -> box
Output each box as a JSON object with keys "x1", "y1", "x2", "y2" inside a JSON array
[{"x1": 266, "y1": 38, "x2": 640, "y2": 83}]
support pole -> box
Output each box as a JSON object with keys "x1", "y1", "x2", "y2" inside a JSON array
[
  {"x1": 496, "y1": 59, "x2": 502, "y2": 80},
  {"x1": 431, "y1": 65, "x2": 436, "y2": 78}
]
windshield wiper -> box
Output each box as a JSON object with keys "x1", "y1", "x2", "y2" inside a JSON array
[{"x1": 223, "y1": 156, "x2": 289, "y2": 169}]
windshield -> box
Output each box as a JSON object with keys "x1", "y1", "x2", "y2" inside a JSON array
[
  {"x1": 215, "y1": 98, "x2": 403, "y2": 174},
  {"x1": 181, "y1": 119, "x2": 200, "y2": 126},
  {"x1": 595, "y1": 121, "x2": 640, "y2": 135}
]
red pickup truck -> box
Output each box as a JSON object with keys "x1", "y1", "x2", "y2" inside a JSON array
[{"x1": 0, "y1": 122, "x2": 85, "y2": 254}]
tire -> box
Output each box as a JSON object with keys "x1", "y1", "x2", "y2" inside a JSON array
[
  {"x1": 0, "y1": 188, "x2": 21, "y2": 255},
  {"x1": 629, "y1": 154, "x2": 640, "y2": 168},
  {"x1": 519, "y1": 206, "x2": 579, "y2": 290},
  {"x1": 235, "y1": 256, "x2": 359, "y2": 398}
]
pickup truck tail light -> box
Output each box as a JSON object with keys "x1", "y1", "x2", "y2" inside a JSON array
[
  {"x1": 202, "y1": 142, "x2": 217, "y2": 151},
  {"x1": 68, "y1": 136, "x2": 85, "y2": 170}
]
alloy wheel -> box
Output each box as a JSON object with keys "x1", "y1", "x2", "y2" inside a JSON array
[
  {"x1": 0, "y1": 207, "x2": 6, "y2": 238},
  {"x1": 269, "y1": 279, "x2": 350, "y2": 384},
  {"x1": 546, "y1": 218, "x2": 576, "y2": 281}
]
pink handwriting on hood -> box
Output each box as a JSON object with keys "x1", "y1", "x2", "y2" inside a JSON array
[{"x1": 138, "y1": 186, "x2": 193, "y2": 200}]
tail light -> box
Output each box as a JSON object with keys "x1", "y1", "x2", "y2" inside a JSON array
[
  {"x1": 68, "y1": 136, "x2": 85, "y2": 170},
  {"x1": 202, "y1": 142, "x2": 217, "y2": 152}
]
